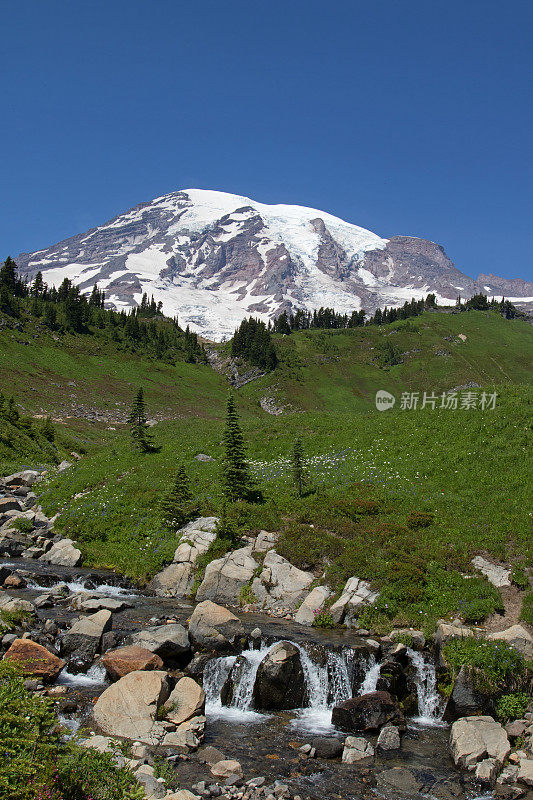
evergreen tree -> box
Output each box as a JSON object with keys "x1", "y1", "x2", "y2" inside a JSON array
[
  {"x1": 127, "y1": 387, "x2": 154, "y2": 452},
  {"x1": 214, "y1": 505, "x2": 242, "y2": 547},
  {"x1": 160, "y1": 464, "x2": 195, "y2": 531},
  {"x1": 292, "y1": 436, "x2": 306, "y2": 497},
  {"x1": 41, "y1": 416, "x2": 55, "y2": 442},
  {"x1": 222, "y1": 393, "x2": 254, "y2": 502},
  {"x1": 0, "y1": 257, "x2": 17, "y2": 294}
]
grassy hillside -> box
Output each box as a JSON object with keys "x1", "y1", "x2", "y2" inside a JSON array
[
  {"x1": 1, "y1": 307, "x2": 532, "y2": 632},
  {"x1": 243, "y1": 310, "x2": 533, "y2": 412}
]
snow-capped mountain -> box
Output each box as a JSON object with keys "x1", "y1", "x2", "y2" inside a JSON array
[{"x1": 15, "y1": 189, "x2": 533, "y2": 340}]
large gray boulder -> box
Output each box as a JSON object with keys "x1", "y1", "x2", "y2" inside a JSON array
[
  {"x1": 488, "y1": 625, "x2": 533, "y2": 659},
  {"x1": 250, "y1": 551, "x2": 314, "y2": 610},
  {"x1": 188, "y1": 600, "x2": 244, "y2": 651},
  {"x1": 195, "y1": 546, "x2": 258, "y2": 605},
  {"x1": 252, "y1": 641, "x2": 306, "y2": 710},
  {"x1": 442, "y1": 666, "x2": 494, "y2": 722},
  {"x1": 329, "y1": 576, "x2": 379, "y2": 626},
  {"x1": 294, "y1": 585, "x2": 330, "y2": 626},
  {"x1": 332, "y1": 691, "x2": 405, "y2": 733},
  {"x1": 41, "y1": 538, "x2": 82, "y2": 567},
  {"x1": 449, "y1": 716, "x2": 510, "y2": 769},
  {"x1": 4, "y1": 470, "x2": 41, "y2": 488},
  {"x1": 93, "y1": 670, "x2": 171, "y2": 743},
  {"x1": 61, "y1": 609, "x2": 112, "y2": 671},
  {"x1": 149, "y1": 517, "x2": 218, "y2": 597},
  {"x1": 131, "y1": 623, "x2": 190, "y2": 661}
]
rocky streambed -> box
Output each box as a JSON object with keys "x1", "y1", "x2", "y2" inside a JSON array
[{"x1": 1, "y1": 470, "x2": 532, "y2": 800}]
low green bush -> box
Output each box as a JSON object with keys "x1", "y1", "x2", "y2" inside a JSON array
[
  {"x1": 511, "y1": 564, "x2": 530, "y2": 590},
  {"x1": 443, "y1": 636, "x2": 526, "y2": 693},
  {"x1": 521, "y1": 590, "x2": 533, "y2": 626},
  {"x1": 239, "y1": 583, "x2": 257, "y2": 606},
  {"x1": 12, "y1": 517, "x2": 34, "y2": 533},
  {"x1": 496, "y1": 693, "x2": 530, "y2": 723},
  {"x1": 312, "y1": 609, "x2": 335, "y2": 628},
  {"x1": 0, "y1": 661, "x2": 144, "y2": 800}
]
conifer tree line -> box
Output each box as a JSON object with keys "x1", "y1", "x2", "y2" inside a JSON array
[
  {"x1": 231, "y1": 317, "x2": 277, "y2": 370},
  {"x1": 0, "y1": 391, "x2": 56, "y2": 445},
  {"x1": 0, "y1": 257, "x2": 207, "y2": 364}
]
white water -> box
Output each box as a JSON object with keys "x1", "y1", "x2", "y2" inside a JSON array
[
  {"x1": 57, "y1": 663, "x2": 107, "y2": 687},
  {"x1": 407, "y1": 648, "x2": 445, "y2": 726},
  {"x1": 358, "y1": 655, "x2": 382, "y2": 695},
  {"x1": 26, "y1": 576, "x2": 137, "y2": 598},
  {"x1": 204, "y1": 649, "x2": 268, "y2": 722}
]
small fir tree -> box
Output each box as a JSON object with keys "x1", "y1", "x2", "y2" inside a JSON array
[
  {"x1": 292, "y1": 436, "x2": 306, "y2": 497},
  {"x1": 127, "y1": 387, "x2": 154, "y2": 452},
  {"x1": 41, "y1": 416, "x2": 55, "y2": 442},
  {"x1": 160, "y1": 464, "x2": 195, "y2": 531},
  {"x1": 222, "y1": 393, "x2": 254, "y2": 502}
]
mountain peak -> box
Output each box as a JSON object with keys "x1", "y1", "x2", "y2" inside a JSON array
[{"x1": 15, "y1": 189, "x2": 533, "y2": 340}]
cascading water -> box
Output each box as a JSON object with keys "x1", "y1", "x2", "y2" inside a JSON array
[
  {"x1": 204, "y1": 647, "x2": 269, "y2": 722},
  {"x1": 358, "y1": 655, "x2": 382, "y2": 695},
  {"x1": 57, "y1": 662, "x2": 107, "y2": 687},
  {"x1": 407, "y1": 648, "x2": 445, "y2": 726}
]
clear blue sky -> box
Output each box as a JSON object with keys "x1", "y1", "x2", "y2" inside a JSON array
[{"x1": 2, "y1": 0, "x2": 532, "y2": 281}]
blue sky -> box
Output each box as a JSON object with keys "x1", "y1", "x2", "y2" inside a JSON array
[{"x1": 2, "y1": 0, "x2": 532, "y2": 281}]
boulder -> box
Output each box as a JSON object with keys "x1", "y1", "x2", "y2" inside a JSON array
[
  {"x1": 188, "y1": 600, "x2": 244, "y2": 651},
  {"x1": 376, "y1": 768, "x2": 422, "y2": 796},
  {"x1": 475, "y1": 758, "x2": 499, "y2": 786},
  {"x1": 0, "y1": 497, "x2": 23, "y2": 514},
  {"x1": 0, "y1": 530, "x2": 32, "y2": 557},
  {"x1": 341, "y1": 736, "x2": 374, "y2": 762},
  {"x1": 472, "y1": 556, "x2": 512, "y2": 588},
  {"x1": 449, "y1": 716, "x2": 510, "y2": 769},
  {"x1": 5, "y1": 470, "x2": 41, "y2": 488},
  {"x1": 435, "y1": 621, "x2": 473, "y2": 650},
  {"x1": 195, "y1": 546, "x2": 258, "y2": 605},
  {"x1": 252, "y1": 530, "x2": 279, "y2": 553},
  {"x1": 149, "y1": 517, "x2": 218, "y2": 598},
  {"x1": 101, "y1": 645, "x2": 164, "y2": 680},
  {"x1": 3, "y1": 639, "x2": 65, "y2": 682},
  {"x1": 210, "y1": 760, "x2": 243, "y2": 780},
  {"x1": 197, "y1": 746, "x2": 227, "y2": 765},
  {"x1": 251, "y1": 551, "x2": 314, "y2": 610},
  {"x1": 331, "y1": 691, "x2": 405, "y2": 733},
  {"x1": 76, "y1": 597, "x2": 132, "y2": 613},
  {"x1": 41, "y1": 539, "x2": 82, "y2": 567},
  {"x1": 252, "y1": 641, "x2": 306, "y2": 710},
  {"x1": 61, "y1": 609, "x2": 112, "y2": 655},
  {"x1": 311, "y1": 737, "x2": 344, "y2": 759},
  {"x1": 294, "y1": 586, "x2": 331, "y2": 626},
  {"x1": 164, "y1": 677, "x2": 206, "y2": 725},
  {"x1": 377, "y1": 725, "x2": 401, "y2": 751},
  {"x1": 61, "y1": 609, "x2": 112, "y2": 671},
  {"x1": 488, "y1": 625, "x2": 533, "y2": 659},
  {"x1": 442, "y1": 666, "x2": 494, "y2": 722},
  {"x1": 93, "y1": 670, "x2": 171, "y2": 743},
  {"x1": 329, "y1": 577, "x2": 379, "y2": 625},
  {"x1": 131, "y1": 623, "x2": 190, "y2": 661},
  {"x1": 0, "y1": 592, "x2": 35, "y2": 614},
  {"x1": 162, "y1": 715, "x2": 205, "y2": 750},
  {"x1": 518, "y1": 759, "x2": 533, "y2": 787}
]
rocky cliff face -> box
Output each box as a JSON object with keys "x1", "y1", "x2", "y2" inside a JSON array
[{"x1": 15, "y1": 189, "x2": 533, "y2": 340}]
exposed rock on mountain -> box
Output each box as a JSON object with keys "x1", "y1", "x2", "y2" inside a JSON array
[{"x1": 16, "y1": 189, "x2": 533, "y2": 340}]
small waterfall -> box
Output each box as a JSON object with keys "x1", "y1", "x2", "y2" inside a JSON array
[
  {"x1": 204, "y1": 648, "x2": 268, "y2": 722},
  {"x1": 407, "y1": 648, "x2": 444, "y2": 726},
  {"x1": 327, "y1": 648, "x2": 353, "y2": 705},
  {"x1": 291, "y1": 644, "x2": 353, "y2": 734},
  {"x1": 359, "y1": 655, "x2": 382, "y2": 695}
]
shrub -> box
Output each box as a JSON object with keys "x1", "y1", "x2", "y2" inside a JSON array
[
  {"x1": 521, "y1": 590, "x2": 533, "y2": 626},
  {"x1": 511, "y1": 564, "x2": 530, "y2": 590},
  {"x1": 407, "y1": 510, "x2": 434, "y2": 529},
  {"x1": 496, "y1": 693, "x2": 530, "y2": 723},
  {"x1": 443, "y1": 636, "x2": 526, "y2": 693},
  {"x1": 312, "y1": 609, "x2": 335, "y2": 628},
  {"x1": 0, "y1": 661, "x2": 144, "y2": 800},
  {"x1": 239, "y1": 583, "x2": 257, "y2": 606},
  {"x1": 12, "y1": 517, "x2": 34, "y2": 533}
]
